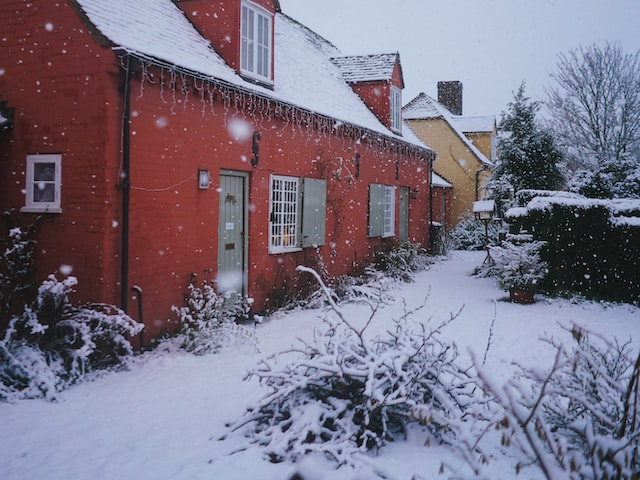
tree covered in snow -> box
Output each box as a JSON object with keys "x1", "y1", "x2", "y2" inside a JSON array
[
  {"x1": 172, "y1": 275, "x2": 256, "y2": 355},
  {"x1": 0, "y1": 212, "x2": 37, "y2": 329},
  {"x1": 474, "y1": 325, "x2": 640, "y2": 479},
  {"x1": 1, "y1": 275, "x2": 142, "y2": 401},
  {"x1": 489, "y1": 82, "x2": 565, "y2": 194},
  {"x1": 449, "y1": 213, "x2": 502, "y2": 251},
  {"x1": 1, "y1": 215, "x2": 142, "y2": 401},
  {"x1": 546, "y1": 42, "x2": 640, "y2": 198},
  {"x1": 223, "y1": 267, "x2": 477, "y2": 471},
  {"x1": 489, "y1": 236, "x2": 548, "y2": 291}
]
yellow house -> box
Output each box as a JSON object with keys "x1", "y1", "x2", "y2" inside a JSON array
[
  {"x1": 452, "y1": 115, "x2": 498, "y2": 163},
  {"x1": 403, "y1": 83, "x2": 495, "y2": 227}
]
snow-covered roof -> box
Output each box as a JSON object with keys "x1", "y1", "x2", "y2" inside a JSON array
[
  {"x1": 75, "y1": 0, "x2": 241, "y2": 84},
  {"x1": 432, "y1": 172, "x2": 452, "y2": 188},
  {"x1": 473, "y1": 200, "x2": 495, "y2": 213},
  {"x1": 72, "y1": 0, "x2": 427, "y2": 150},
  {"x1": 403, "y1": 92, "x2": 492, "y2": 166},
  {"x1": 452, "y1": 115, "x2": 496, "y2": 134},
  {"x1": 330, "y1": 53, "x2": 401, "y2": 84},
  {"x1": 274, "y1": 16, "x2": 403, "y2": 138}
]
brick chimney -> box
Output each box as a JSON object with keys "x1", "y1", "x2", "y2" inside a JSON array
[{"x1": 437, "y1": 81, "x2": 463, "y2": 115}]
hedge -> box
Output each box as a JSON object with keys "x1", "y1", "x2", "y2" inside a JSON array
[{"x1": 505, "y1": 191, "x2": 640, "y2": 303}]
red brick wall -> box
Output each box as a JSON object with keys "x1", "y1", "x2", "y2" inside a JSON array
[
  {"x1": 0, "y1": 0, "x2": 124, "y2": 307},
  {"x1": 350, "y1": 82, "x2": 392, "y2": 130},
  {"x1": 124, "y1": 67, "x2": 431, "y2": 337},
  {"x1": 1, "y1": 1, "x2": 433, "y2": 342}
]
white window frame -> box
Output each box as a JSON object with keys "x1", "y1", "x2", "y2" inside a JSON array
[
  {"x1": 382, "y1": 185, "x2": 396, "y2": 237},
  {"x1": 369, "y1": 184, "x2": 396, "y2": 238},
  {"x1": 269, "y1": 175, "x2": 301, "y2": 253},
  {"x1": 240, "y1": 1, "x2": 273, "y2": 84},
  {"x1": 390, "y1": 86, "x2": 402, "y2": 133},
  {"x1": 21, "y1": 154, "x2": 62, "y2": 213},
  {"x1": 269, "y1": 175, "x2": 327, "y2": 253}
]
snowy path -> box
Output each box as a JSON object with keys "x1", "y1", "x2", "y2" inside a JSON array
[{"x1": 1, "y1": 251, "x2": 638, "y2": 479}]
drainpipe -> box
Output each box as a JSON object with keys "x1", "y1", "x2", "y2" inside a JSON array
[
  {"x1": 429, "y1": 156, "x2": 434, "y2": 224},
  {"x1": 132, "y1": 285, "x2": 144, "y2": 349},
  {"x1": 428, "y1": 155, "x2": 435, "y2": 251},
  {"x1": 120, "y1": 53, "x2": 135, "y2": 312}
]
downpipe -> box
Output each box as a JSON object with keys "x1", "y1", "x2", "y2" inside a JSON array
[{"x1": 131, "y1": 285, "x2": 144, "y2": 350}]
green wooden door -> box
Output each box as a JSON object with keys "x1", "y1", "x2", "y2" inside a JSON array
[{"x1": 218, "y1": 172, "x2": 248, "y2": 294}]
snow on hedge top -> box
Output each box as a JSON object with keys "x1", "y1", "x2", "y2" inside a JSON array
[
  {"x1": 74, "y1": 0, "x2": 425, "y2": 146},
  {"x1": 330, "y1": 53, "x2": 400, "y2": 84},
  {"x1": 403, "y1": 92, "x2": 492, "y2": 166},
  {"x1": 505, "y1": 191, "x2": 640, "y2": 227}
]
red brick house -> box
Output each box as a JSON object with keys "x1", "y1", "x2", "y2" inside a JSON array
[{"x1": 0, "y1": 0, "x2": 436, "y2": 341}]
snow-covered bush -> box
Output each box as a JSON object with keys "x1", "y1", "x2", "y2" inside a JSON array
[
  {"x1": 490, "y1": 237, "x2": 548, "y2": 291},
  {"x1": 449, "y1": 214, "x2": 502, "y2": 251},
  {"x1": 474, "y1": 325, "x2": 640, "y2": 479},
  {"x1": 224, "y1": 267, "x2": 473, "y2": 468},
  {"x1": 172, "y1": 278, "x2": 256, "y2": 355},
  {"x1": 329, "y1": 269, "x2": 391, "y2": 304},
  {"x1": 0, "y1": 275, "x2": 142, "y2": 401},
  {"x1": 373, "y1": 241, "x2": 431, "y2": 282}
]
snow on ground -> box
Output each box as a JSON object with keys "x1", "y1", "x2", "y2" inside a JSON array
[{"x1": 1, "y1": 251, "x2": 638, "y2": 480}]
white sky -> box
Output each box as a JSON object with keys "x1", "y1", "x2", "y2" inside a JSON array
[{"x1": 279, "y1": 0, "x2": 640, "y2": 117}]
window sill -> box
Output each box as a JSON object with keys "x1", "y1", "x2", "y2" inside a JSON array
[
  {"x1": 239, "y1": 71, "x2": 274, "y2": 89},
  {"x1": 20, "y1": 206, "x2": 62, "y2": 214},
  {"x1": 269, "y1": 246, "x2": 302, "y2": 255}
]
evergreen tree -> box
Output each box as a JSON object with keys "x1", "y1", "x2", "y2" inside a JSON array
[{"x1": 490, "y1": 83, "x2": 565, "y2": 196}]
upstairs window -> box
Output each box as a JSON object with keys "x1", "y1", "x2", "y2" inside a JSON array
[
  {"x1": 390, "y1": 86, "x2": 402, "y2": 133},
  {"x1": 21, "y1": 154, "x2": 62, "y2": 213},
  {"x1": 241, "y1": 1, "x2": 272, "y2": 83}
]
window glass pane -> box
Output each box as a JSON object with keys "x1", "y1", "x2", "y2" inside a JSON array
[
  {"x1": 270, "y1": 176, "x2": 299, "y2": 250},
  {"x1": 257, "y1": 15, "x2": 269, "y2": 77},
  {"x1": 33, "y1": 162, "x2": 56, "y2": 203},
  {"x1": 34, "y1": 162, "x2": 56, "y2": 181},
  {"x1": 384, "y1": 186, "x2": 393, "y2": 234},
  {"x1": 391, "y1": 87, "x2": 402, "y2": 131},
  {"x1": 24, "y1": 155, "x2": 61, "y2": 211},
  {"x1": 240, "y1": 2, "x2": 271, "y2": 80}
]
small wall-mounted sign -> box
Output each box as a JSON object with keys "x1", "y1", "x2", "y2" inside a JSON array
[{"x1": 198, "y1": 169, "x2": 210, "y2": 189}]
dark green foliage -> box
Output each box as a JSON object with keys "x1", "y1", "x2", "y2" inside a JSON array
[
  {"x1": 373, "y1": 241, "x2": 430, "y2": 282},
  {"x1": 507, "y1": 196, "x2": 640, "y2": 303},
  {"x1": 0, "y1": 211, "x2": 38, "y2": 330},
  {"x1": 491, "y1": 83, "x2": 565, "y2": 193},
  {"x1": 450, "y1": 214, "x2": 502, "y2": 251}
]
